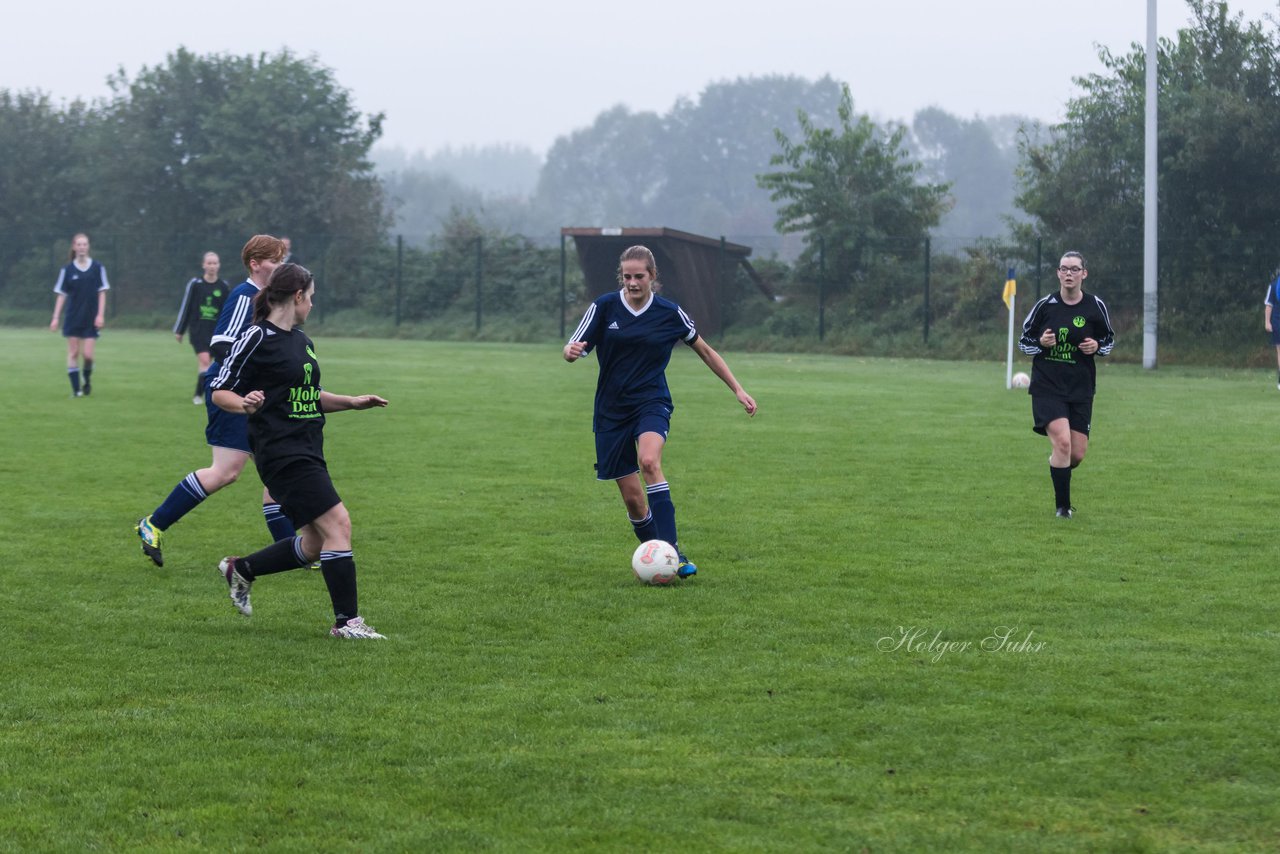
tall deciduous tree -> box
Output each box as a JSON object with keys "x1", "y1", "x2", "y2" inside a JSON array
[
  {"x1": 1015, "y1": 0, "x2": 1280, "y2": 324},
  {"x1": 94, "y1": 47, "x2": 389, "y2": 308},
  {"x1": 757, "y1": 83, "x2": 949, "y2": 308}
]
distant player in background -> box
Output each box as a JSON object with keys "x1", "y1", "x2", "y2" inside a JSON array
[
  {"x1": 210, "y1": 262, "x2": 389, "y2": 638},
  {"x1": 280, "y1": 236, "x2": 300, "y2": 265},
  {"x1": 135, "y1": 235, "x2": 297, "y2": 566},
  {"x1": 49, "y1": 233, "x2": 108, "y2": 397},
  {"x1": 174, "y1": 251, "x2": 229, "y2": 404},
  {"x1": 1263, "y1": 268, "x2": 1280, "y2": 389},
  {"x1": 1018, "y1": 251, "x2": 1115, "y2": 519},
  {"x1": 563, "y1": 244, "x2": 757, "y2": 576}
]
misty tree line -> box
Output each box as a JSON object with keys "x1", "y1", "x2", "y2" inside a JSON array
[{"x1": 2, "y1": 0, "x2": 1278, "y2": 362}]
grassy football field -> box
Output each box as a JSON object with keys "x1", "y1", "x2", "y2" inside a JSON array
[{"x1": 2, "y1": 327, "x2": 1277, "y2": 851}]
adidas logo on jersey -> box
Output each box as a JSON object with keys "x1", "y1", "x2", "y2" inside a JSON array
[{"x1": 608, "y1": 321, "x2": 619, "y2": 329}]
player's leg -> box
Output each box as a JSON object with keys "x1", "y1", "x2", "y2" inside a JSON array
[
  {"x1": 1045, "y1": 418, "x2": 1074, "y2": 517},
  {"x1": 599, "y1": 423, "x2": 658, "y2": 543},
  {"x1": 65, "y1": 337, "x2": 82, "y2": 396},
  {"x1": 1069, "y1": 431, "x2": 1089, "y2": 468},
  {"x1": 261, "y1": 486, "x2": 298, "y2": 542},
  {"x1": 637, "y1": 429, "x2": 695, "y2": 576},
  {"x1": 136, "y1": 446, "x2": 249, "y2": 566},
  {"x1": 80, "y1": 336, "x2": 95, "y2": 395},
  {"x1": 195, "y1": 351, "x2": 212, "y2": 403},
  {"x1": 1274, "y1": 344, "x2": 1280, "y2": 389},
  {"x1": 309, "y1": 501, "x2": 383, "y2": 638}
]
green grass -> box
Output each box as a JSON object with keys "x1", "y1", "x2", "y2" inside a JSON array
[{"x1": 3, "y1": 328, "x2": 1278, "y2": 851}]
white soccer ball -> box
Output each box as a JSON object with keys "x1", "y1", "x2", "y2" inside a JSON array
[
  {"x1": 632, "y1": 539, "x2": 680, "y2": 585},
  {"x1": 1011, "y1": 372, "x2": 1031, "y2": 389}
]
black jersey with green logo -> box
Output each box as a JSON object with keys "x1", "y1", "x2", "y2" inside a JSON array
[
  {"x1": 208, "y1": 320, "x2": 325, "y2": 477},
  {"x1": 1018, "y1": 291, "x2": 1115, "y2": 402}
]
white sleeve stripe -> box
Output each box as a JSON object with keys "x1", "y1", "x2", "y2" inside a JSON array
[
  {"x1": 212, "y1": 294, "x2": 254, "y2": 344},
  {"x1": 567, "y1": 303, "x2": 596, "y2": 343},
  {"x1": 209, "y1": 326, "x2": 263, "y2": 391},
  {"x1": 676, "y1": 306, "x2": 697, "y2": 340},
  {"x1": 53, "y1": 269, "x2": 67, "y2": 294},
  {"x1": 173, "y1": 280, "x2": 196, "y2": 333},
  {"x1": 99, "y1": 268, "x2": 110, "y2": 291}
]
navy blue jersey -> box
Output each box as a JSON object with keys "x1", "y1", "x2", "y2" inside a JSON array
[
  {"x1": 174, "y1": 277, "x2": 229, "y2": 336},
  {"x1": 568, "y1": 290, "x2": 699, "y2": 430},
  {"x1": 53, "y1": 259, "x2": 109, "y2": 333},
  {"x1": 1265, "y1": 275, "x2": 1280, "y2": 311},
  {"x1": 1018, "y1": 291, "x2": 1115, "y2": 402},
  {"x1": 209, "y1": 320, "x2": 325, "y2": 478},
  {"x1": 208, "y1": 279, "x2": 261, "y2": 368}
]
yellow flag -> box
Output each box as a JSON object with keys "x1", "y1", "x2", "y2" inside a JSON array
[{"x1": 1002, "y1": 269, "x2": 1016, "y2": 310}]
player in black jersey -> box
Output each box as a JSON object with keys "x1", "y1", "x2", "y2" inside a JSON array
[
  {"x1": 1018, "y1": 251, "x2": 1115, "y2": 519},
  {"x1": 209, "y1": 263, "x2": 389, "y2": 639},
  {"x1": 174, "y1": 252, "x2": 230, "y2": 404}
]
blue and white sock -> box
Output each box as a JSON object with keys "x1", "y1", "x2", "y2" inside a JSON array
[
  {"x1": 151, "y1": 472, "x2": 208, "y2": 530},
  {"x1": 629, "y1": 510, "x2": 659, "y2": 543},
  {"x1": 646, "y1": 481, "x2": 679, "y2": 550},
  {"x1": 263, "y1": 502, "x2": 297, "y2": 542}
]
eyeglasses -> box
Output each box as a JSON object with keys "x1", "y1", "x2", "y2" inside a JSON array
[{"x1": 1058, "y1": 265, "x2": 1084, "y2": 273}]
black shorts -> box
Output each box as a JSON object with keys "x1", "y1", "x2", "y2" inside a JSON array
[
  {"x1": 1032, "y1": 396, "x2": 1093, "y2": 437},
  {"x1": 261, "y1": 459, "x2": 342, "y2": 528},
  {"x1": 189, "y1": 322, "x2": 215, "y2": 354}
]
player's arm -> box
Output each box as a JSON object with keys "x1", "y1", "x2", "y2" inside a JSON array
[
  {"x1": 1090, "y1": 297, "x2": 1116, "y2": 357},
  {"x1": 95, "y1": 287, "x2": 107, "y2": 329},
  {"x1": 208, "y1": 326, "x2": 264, "y2": 411},
  {"x1": 689, "y1": 336, "x2": 757, "y2": 416},
  {"x1": 209, "y1": 293, "x2": 255, "y2": 362},
  {"x1": 50, "y1": 293, "x2": 66, "y2": 331},
  {"x1": 212, "y1": 388, "x2": 265, "y2": 414},
  {"x1": 1018, "y1": 302, "x2": 1047, "y2": 355},
  {"x1": 563, "y1": 303, "x2": 599, "y2": 362},
  {"x1": 174, "y1": 279, "x2": 195, "y2": 339},
  {"x1": 320, "y1": 391, "x2": 389, "y2": 412}
]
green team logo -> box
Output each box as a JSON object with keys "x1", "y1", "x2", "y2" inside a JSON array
[
  {"x1": 1058, "y1": 327, "x2": 1069, "y2": 343},
  {"x1": 1073, "y1": 316, "x2": 1086, "y2": 328},
  {"x1": 288, "y1": 347, "x2": 321, "y2": 419}
]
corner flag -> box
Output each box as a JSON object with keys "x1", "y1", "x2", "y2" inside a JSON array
[{"x1": 1004, "y1": 268, "x2": 1017, "y2": 388}]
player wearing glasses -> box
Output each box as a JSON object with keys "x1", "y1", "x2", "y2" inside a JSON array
[{"x1": 1017, "y1": 251, "x2": 1115, "y2": 519}]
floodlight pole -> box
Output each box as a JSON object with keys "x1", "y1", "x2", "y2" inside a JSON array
[{"x1": 1143, "y1": 0, "x2": 1159, "y2": 369}]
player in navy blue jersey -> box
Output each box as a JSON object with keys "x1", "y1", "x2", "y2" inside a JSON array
[
  {"x1": 135, "y1": 235, "x2": 297, "y2": 566},
  {"x1": 49, "y1": 233, "x2": 109, "y2": 397},
  {"x1": 174, "y1": 251, "x2": 230, "y2": 404},
  {"x1": 564, "y1": 245, "x2": 757, "y2": 577},
  {"x1": 1263, "y1": 268, "x2": 1280, "y2": 390},
  {"x1": 1018, "y1": 251, "x2": 1115, "y2": 519},
  {"x1": 209, "y1": 263, "x2": 389, "y2": 638}
]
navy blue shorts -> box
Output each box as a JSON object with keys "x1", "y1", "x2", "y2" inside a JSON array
[
  {"x1": 261, "y1": 459, "x2": 342, "y2": 528},
  {"x1": 1032, "y1": 396, "x2": 1093, "y2": 437},
  {"x1": 204, "y1": 391, "x2": 252, "y2": 453},
  {"x1": 62, "y1": 324, "x2": 100, "y2": 339},
  {"x1": 1270, "y1": 324, "x2": 1280, "y2": 347},
  {"x1": 594, "y1": 408, "x2": 671, "y2": 481}
]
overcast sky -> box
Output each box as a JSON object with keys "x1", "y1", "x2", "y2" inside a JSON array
[{"x1": 2, "y1": 0, "x2": 1276, "y2": 156}]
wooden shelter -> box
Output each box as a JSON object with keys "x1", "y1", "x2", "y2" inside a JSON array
[{"x1": 561, "y1": 227, "x2": 773, "y2": 336}]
